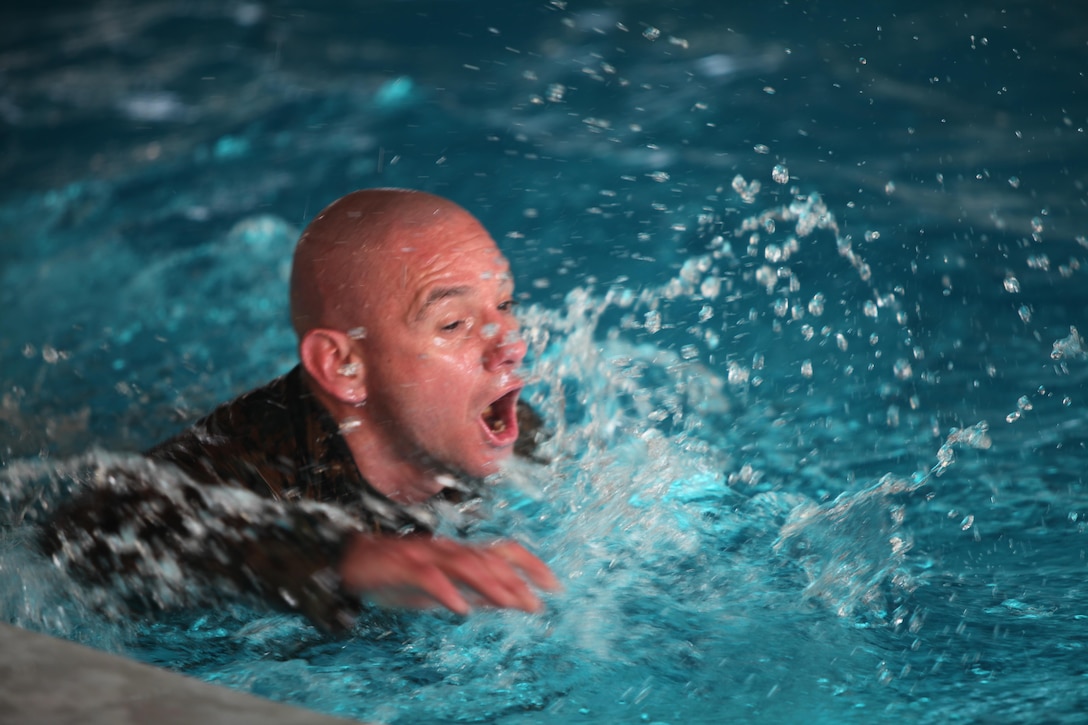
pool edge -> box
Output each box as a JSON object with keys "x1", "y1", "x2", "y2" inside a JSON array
[{"x1": 0, "y1": 622, "x2": 366, "y2": 724}]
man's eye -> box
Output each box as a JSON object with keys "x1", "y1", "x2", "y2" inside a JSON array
[
  {"x1": 441, "y1": 320, "x2": 463, "y2": 332},
  {"x1": 498, "y1": 299, "x2": 518, "y2": 313}
]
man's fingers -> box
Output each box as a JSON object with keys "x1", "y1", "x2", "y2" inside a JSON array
[
  {"x1": 396, "y1": 561, "x2": 471, "y2": 615},
  {"x1": 488, "y1": 540, "x2": 562, "y2": 592},
  {"x1": 439, "y1": 546, "x2": 543, "y2": 612},
  {"x1": 339, "y1": 533, "x2": 558, "y2": 615}
]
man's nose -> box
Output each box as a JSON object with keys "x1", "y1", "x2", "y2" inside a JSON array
[{"x1": 481, "y1": 318, "x2": 527, "y2": 371}]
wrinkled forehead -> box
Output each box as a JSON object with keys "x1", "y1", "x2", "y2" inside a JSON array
[
  {"x1": 383, "y1": 212, "x2": 504, "y2": 269},
  {"x1": 392, "y1": 237, "x2": 511, "y2": 282},
  {"x1": 354, "y1": 220, "x2": 512, "y2": 310}
]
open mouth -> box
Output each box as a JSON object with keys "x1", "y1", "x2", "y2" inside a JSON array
[{"x1": 481, "y1": 388, "x2": 521, "y2": 444}]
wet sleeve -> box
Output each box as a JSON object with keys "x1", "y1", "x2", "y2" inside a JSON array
[{"x1": 36, "y1": 467, "x2": 365, "y2": 634}]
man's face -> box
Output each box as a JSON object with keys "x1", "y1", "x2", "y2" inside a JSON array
[{"x1": 355, "y1": 213, "x2": 527, "y2": 480}]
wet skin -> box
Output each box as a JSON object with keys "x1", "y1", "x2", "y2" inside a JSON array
[{"x1": 293, "y1": 190, "x2": 560, "y2": 615}]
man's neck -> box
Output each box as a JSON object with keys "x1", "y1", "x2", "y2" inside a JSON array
[
  {"x1": 345, "y1": 434, "x2": 449, "y2": 505},
  {"x1": 304, "y1": 374, "x2": 448, "y2": 505}
]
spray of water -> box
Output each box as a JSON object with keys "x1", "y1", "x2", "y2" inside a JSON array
[{"x1": 0, "y1": 179, "x2": 1001, "y2": 723}]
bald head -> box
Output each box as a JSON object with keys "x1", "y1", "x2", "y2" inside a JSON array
[{"x1": 289, "y1": 188, "x2": 478, "y2": 337}]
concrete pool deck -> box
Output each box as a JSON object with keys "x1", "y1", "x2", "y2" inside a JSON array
[{"x1": 0, "y1": 623, "x2": 362, "y2": 725}]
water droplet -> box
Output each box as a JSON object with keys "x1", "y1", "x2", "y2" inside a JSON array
[
  {"x1": 753, "y1": 144, "x2": 770, "y2": 155},
  {"x1": 1008, "y1": 176, "x2": 1020, "y2": 189},
  {"x1": 699, "y1": 277, "x2": 721, "y2": 299},
  {"x1": 337, "y1": 362, "x2": 361, "y2": 377},
  {"x1": 808, "y1": 293, "x2": 825, "y2": 316},
  {"x1": 731, "y1": 175, "x2": 761, "y2": 204},
  {"x1": 772, "y1": 164, "x2": 789, "y2": 184},
  {"x1": 885, "y1": 181, "x2": 896, "y2": 195},
  {"x1": 1051, "y1": 326, "x2": 1084, "y2": 361},
  {"x1": 800, "y1": 359, "x2": 813, "y2": 378},
  {"x1": 347, "y1": 326, "x2": 367, "y2": 340},
  {"x1": 893, "y1": 359, "x2": 913, "y2": 380},
  {"x1": 642, "y1": 26, "x2": 660, "y2": 41},
  {"x1": 644, "y1": 310, "x2": 662, "y2": 334},
  {"x1": 1018, "y1": 305, "x2": 1032, "y2": 323},
  {"x1": 886, "y1": 404, "x2": 900, "y2": 428},
  {"x1": 339, "y1": 417, "x2": 363, "y2": 434},
  {"x1": 1003, "y1": 275, "x2": 1020, "y2": 294}
]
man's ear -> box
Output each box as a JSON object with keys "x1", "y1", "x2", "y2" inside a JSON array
[{"x1": 299, "y1": 329, "x2": 367, "y2": 405}]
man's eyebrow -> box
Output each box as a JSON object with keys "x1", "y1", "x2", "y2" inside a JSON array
[{"x1": 415, "y1": 285, "x2": 471, "y2": 320}]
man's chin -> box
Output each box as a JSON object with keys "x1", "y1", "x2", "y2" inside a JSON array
[{"x1": 457, "y1": 450, "x2": 514, "y2": 481}]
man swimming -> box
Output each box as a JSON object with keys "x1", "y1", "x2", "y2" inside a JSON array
[{"x1": 40, "y1": 189, "x2": 559, "y2": 631}]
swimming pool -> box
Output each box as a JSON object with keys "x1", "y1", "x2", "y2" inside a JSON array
[{"x1": 2, "y1": 0, "x2": 1087, "y2": 722}]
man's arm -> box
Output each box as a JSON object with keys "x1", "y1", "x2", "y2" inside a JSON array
[
  {"x1": 37, "y1": 463, "x2": 363, "y2": 632},
  {"x1": 37, "y1": 462, "x2": 558, "y2": 632}
]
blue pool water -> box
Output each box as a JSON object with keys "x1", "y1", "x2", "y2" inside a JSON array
[{"x1": 2, "y1": 1, "x2": 1087, "y2": 722}]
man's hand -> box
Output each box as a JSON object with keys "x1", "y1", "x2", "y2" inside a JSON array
[{"x1": 338, "y1": 533, "x2": 560, "y2": 615}]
